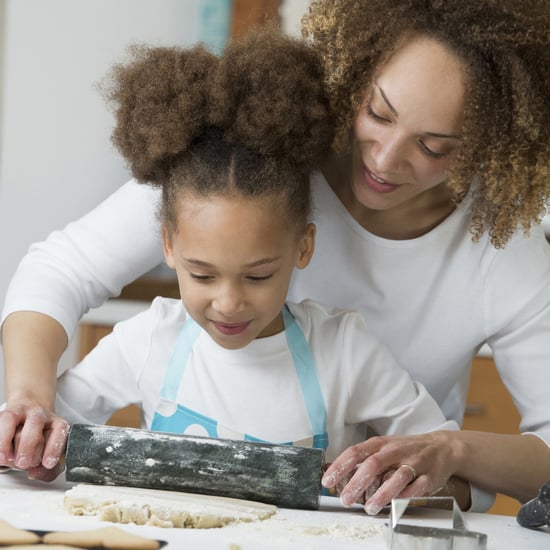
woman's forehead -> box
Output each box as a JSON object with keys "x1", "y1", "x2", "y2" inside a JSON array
[{"x1": 372, "y1": 35, "x2": 466, "y2": 133}]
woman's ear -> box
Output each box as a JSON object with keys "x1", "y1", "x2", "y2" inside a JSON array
[
  {"x1": 162, "y1": 226, "x2": 176, "y2": 269},
  {"x1": 296, "y1": 223, "x2": 316, "y2": 269}
]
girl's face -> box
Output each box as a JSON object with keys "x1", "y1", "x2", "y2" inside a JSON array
[
  {"x1": 163, "y1": 192, "x2": 315, "y2": 350},
  {"x1": 351, "y1": 35, "x2": 466, "y2": 212}
]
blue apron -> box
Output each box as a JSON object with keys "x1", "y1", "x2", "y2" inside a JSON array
[{"x1": 151, "y1": 305, "x2": 328, "y2": 451}]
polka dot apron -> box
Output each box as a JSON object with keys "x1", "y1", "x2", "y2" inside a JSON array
[{"x1": 151, "y1": 305, "x2": 329, "y2": 452}]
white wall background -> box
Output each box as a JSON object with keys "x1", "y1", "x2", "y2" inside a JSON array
[
  {"x1": 0, "y1": 0, "x2": 215, "y2": 398},
  {"x1": 0, "y1": 0, "x2": 311, "y2": 400}
]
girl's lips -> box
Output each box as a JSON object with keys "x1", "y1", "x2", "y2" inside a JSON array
[
  {"x1": 363, "y1": 167, "x2": 401, "y2": 194},
  {"x1": 212, "y1": 320, "x2": 251, "y2": 336}
]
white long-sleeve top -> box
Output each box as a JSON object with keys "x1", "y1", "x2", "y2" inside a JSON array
[
  {"x1": 4, "y1": 173, "x2": 550, "y2": 445},
  {"x1": 55, "y1": 298, "x2": 457, "y2": 464}
]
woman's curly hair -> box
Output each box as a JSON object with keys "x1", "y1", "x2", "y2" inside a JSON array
[
  {"x1": 103, "y1": 27, "x2": 334, "y2": 234},
  {"x1": 302, "y1": 0, "x2": 550, "y2": 247}
]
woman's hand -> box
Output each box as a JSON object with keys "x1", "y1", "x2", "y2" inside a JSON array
[
  {"x1": 0, "y1": 399, "x2": 69, "y2": 481},
  {"x1": 322, "y1": 431, "x2": 465, "y2": 515}
]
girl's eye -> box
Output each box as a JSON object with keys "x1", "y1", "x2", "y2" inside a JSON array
[
  {"x1": 366, "y1": 105, "x2": 390, "y2": 123},
  {"x1": 247, "y1": 274, "x2": 273, "y2": 282},
  {"x1": 418, "y1": 140, "x2": 448, "y2": 159},
  {"x1": 190, "y1": 273, "x2": 213, "y2": 281}
]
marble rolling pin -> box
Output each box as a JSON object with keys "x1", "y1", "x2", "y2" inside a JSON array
[{"x1": 65, "y1": 423, "x2": 325, "y2": 510}]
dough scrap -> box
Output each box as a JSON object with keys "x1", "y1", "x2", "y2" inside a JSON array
[
  {"x1": 43, "y1": 526, "x2": 159, "y2": 549},
  {"x1": 0, "y1": 518, "x2": 40, "y2": 544},
  {"x1": 65, "y1": 484, "x2": 277, "y2": 529}
]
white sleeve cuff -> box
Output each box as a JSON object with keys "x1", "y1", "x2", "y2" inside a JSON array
[{"x1": 468, "y1": 483, "x2": 496, "y2": 512}]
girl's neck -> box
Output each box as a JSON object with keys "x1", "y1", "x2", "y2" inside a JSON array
[{"x1": 321, "y1": 156, "x2": 456, "y2": 240}]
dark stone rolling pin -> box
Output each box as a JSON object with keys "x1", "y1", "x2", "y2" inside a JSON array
[
  {"x1": 517, "y1": 480, "x2": 550, "y2": 530},
  {"x1": 64, "y1": 423, "x2": 325, "y2": 510}
]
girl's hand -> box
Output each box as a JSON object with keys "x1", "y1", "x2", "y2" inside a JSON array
[
  {"x1": 322, "y1": 431, "x2": 463, "y2": 515},
  {"x1": 0, "y1": 399, "x2": 69, "y2": 481}
]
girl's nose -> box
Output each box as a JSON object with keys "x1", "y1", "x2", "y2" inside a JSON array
[{"x1": 211, "y1": 285, "x2": 244, "y2": 317}]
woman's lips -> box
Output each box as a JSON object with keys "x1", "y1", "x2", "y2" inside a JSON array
[
  {"x1": 212, "y1": 320, "x2": 251, "y2": 336},
  {"x1": 363, "y1": 167, "x2": 401, "y2": 194}
]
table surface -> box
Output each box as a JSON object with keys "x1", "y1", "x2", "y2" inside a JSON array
[{"x1": 0, "y1": 470, "x2": 548, "y2": 549}]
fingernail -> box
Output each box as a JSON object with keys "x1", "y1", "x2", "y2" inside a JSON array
[
  {"x1": 341, "y1": 494, "x2": 353, "y2": 507},
  {"x1": 365, "y1": 502, "x2": 382, "y2": 516},
  {"x1": 322, "y1": 473, "x2": 335, "y2": 487},
  {"x1": 44, "y1": 456, "x2": 58, "y2": 469},
  {"x1": 341, "y1": 487, "x2": 360, "y2": 507},
  {"x1": 16, "y1": 454, "x2": 30, "y2": 469}
]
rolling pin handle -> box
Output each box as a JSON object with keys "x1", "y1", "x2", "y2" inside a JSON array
[{"x1": 516, "y1": 480, "x2": 550, "y2": 529}]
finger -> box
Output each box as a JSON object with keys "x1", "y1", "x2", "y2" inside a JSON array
[
  {"x1": 41, "y1": 419, "x2": 70, "y2": 470},
  {"x1": 339, "y1": 457, "x2": 386, "y2": 507},
  {"x1": 0, "y1": 410, "x2": 20, "y2": 464},
  {"x1": 397, "y1": 475, "x2": 432, "y2": 500},
  {"x1": 363, "y1": 474, "x2": 382, "y2": 500},
  {"x1": 28, "y1": 459, "x2": 65, "y2": 482},
  {"x1": 364, "y1": 465, "x2": 417, "y2": 515},
  {"x1": 13, "y1": 409, "x2": 49, "y2": 469},
  {"x1": 322, "y1": 445, "x2": 373, "y2": 489}
]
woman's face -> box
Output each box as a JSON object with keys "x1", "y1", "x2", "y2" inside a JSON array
[{"x1": 351, "y1": 35, "x2": 466, "y2": 212}]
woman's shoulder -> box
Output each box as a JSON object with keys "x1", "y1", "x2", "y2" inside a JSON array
[
  {"x1": 112, "y1": 296, "x2": 185, "y2": 340},
  {"x1": 287, "y1": 299, "x2": 371, "y2": 339}
]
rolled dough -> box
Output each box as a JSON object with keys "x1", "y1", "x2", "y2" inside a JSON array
[{"x1": 64, "y1": 484, "x2": 278, "y2": 528}]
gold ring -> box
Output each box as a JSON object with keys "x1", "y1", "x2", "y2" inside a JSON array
[{"x1": 400, "y1": 463, "x2": 418, "y2": 480}]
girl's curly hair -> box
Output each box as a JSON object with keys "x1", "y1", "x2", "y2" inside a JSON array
[
  {"x1": 302, "y1": 0, "x2": 550, "y2": 247},
  {"x1": 103, "y1": 27, "x2": 334, "y2": 234}
]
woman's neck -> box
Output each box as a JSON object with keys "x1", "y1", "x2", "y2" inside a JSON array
[{"x1": 321, "y1": 156, "x2": 456, "y2": 240}]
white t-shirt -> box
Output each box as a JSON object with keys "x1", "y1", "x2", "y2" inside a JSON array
[
  {"x1": 56, "y1": 298, "x2": 456, "y2": 463},
  {"x1": 4, "y1": 173, "x2": 550, "y2": 444},
  {"x1": 291, "y1": 174, "x2": 550, "y2": 436}
]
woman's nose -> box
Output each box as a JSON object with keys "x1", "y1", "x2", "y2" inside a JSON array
[{"x1": 371, "y1": 134, "x2": 407, "y2": 174}]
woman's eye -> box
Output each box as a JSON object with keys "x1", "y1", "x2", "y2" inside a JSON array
[
  {"x1": 418, "y1": 140, "x2": 448, "y2": 159},
  {"x1": 366, "y1": 105, "x2": 390, "y2": 123}
]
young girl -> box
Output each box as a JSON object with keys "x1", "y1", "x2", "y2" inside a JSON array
[{"x1": 52, "y1": 30, "x2": 463, "y2": 509}]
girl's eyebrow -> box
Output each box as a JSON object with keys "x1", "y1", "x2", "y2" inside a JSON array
[
  {"x1": 183, "y1": 257, "x2": 280, "y2": 268},
  {"x1": 375, "y1": 84, "x2": 461, "y2": 140}
]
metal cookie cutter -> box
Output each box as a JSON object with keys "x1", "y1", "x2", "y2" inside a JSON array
[{"x1": 387, "y1": 496, "x2": 487, "y2": 549}]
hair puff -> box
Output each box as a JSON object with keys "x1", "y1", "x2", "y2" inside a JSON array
[
  {"x1": 209, "y1": 27, "x2": 334, "y2": 173},
  {"x1": 104, "y1": 44, "x2": 217, "y2": 183}
]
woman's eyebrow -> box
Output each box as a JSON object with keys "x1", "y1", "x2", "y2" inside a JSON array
[
  {"x1": 376, "y1": 85, "x2": 399, "y2": 117},
  {"x1": 376, "y1": 85, "x2": 461, "y2": 140}
]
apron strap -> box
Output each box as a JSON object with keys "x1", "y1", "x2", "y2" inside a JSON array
[
  {"x1": 283, "y1": 305, "x2": 327, "y2": 437},
  {"x1": 159, "y1": 316, "x2": 201, "y2": 402}
]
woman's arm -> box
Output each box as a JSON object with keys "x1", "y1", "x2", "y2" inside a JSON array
[
  {"x1": 0, "y1": 312, "x2": 69, "y2": 478},
  {"x1": 453, "y1": 431, "x2": 550, "y2": 502},
  {"x1": 0, "y1": 180, "x2": 163, "y2": 476}
]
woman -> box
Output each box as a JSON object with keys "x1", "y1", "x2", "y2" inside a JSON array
[{"x1": 1, "y1": 0, "x2": 550, "y2": 514}]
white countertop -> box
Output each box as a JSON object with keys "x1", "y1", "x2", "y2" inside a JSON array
[{"x1": 0, "y1": 470, "x2": 548, "y2": 549}]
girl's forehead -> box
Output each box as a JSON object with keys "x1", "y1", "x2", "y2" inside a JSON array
[{"x1": 177, "y1": 192, "x2": 290, "y2": 229}]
